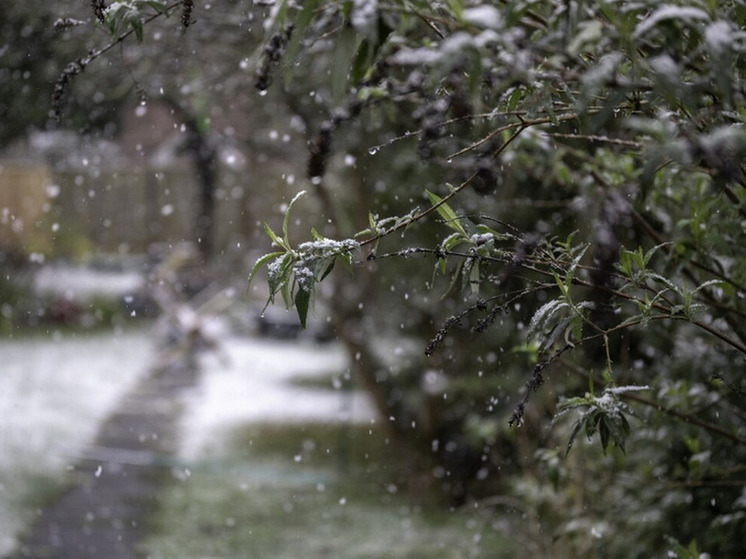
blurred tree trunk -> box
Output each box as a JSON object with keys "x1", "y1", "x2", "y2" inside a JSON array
[{"x1": 166, "y1": 99, "x2": 217, "y2": 263}]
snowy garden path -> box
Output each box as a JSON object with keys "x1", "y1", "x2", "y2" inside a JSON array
[
  {"x1": 2, "y1": 330, "x2": 375, "y2": 558},
  {"x1": 7, "y1": 357, "x2": 199, "y2": 559}
]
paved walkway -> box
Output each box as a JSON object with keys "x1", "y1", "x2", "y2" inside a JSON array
[{"x1": 8, "y1": 358, "x2": 199, "y2": 559}]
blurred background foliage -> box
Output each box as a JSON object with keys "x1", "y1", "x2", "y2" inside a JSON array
[{"x1": 2, "y1": 0, "x2": 746, "y2": 557}]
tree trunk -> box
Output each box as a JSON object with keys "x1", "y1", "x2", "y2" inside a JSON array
[{"x1": 165, "y1": 99, "x2": 217, "y2": 263}]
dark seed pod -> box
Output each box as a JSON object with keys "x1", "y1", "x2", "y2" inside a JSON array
[
  {"x1": 91, "y1": 0, "x2": 107, "y2": 24},
  {"x1": 254, "y1": 25, "x2": 293, "y2": 92},
  {"x1": 471, "y1": 157, "x2": 500, "y2": 195},
  {"x1": 181, "y1": 0, "x2": 195, "y2": 28},
  {"x1": 52, "y1": 60, "x2": 87, "y2": 122},
  {"x1": 307, "y1": 120, "x2": 335, "y2": 181},
  {"x1": 414, "y1": 97, "x2": 449, "y2": 159}
]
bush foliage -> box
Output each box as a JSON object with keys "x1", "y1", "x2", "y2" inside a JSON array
[{"x1": 47, "y1": 0, "x2": 746, "y2": 557}]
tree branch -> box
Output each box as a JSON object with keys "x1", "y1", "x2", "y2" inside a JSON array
[{"x1": 560, "y1": 359, "x2": 746, "y2": 447}]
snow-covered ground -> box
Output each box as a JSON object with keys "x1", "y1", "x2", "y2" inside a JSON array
[
  {"x1": 0, "y1": 328, "x2": 154, "y2": 556},
  {"x1": 33, "y1": 262, "x2": 146, "y2": 299},
  {"x1": 179, "y1": 336, "x2": 377, "y2": 458},
  {"x1": 0, "y1": 325, "x2": 376, "y2": 555}
]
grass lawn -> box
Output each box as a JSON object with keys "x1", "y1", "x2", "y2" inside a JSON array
[{"x1": 142, "y1": 423, "x2": 519, "y2": 558}]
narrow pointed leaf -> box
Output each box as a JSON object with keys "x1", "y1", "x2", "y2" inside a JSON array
[
  {"x1": 264, "y1": 222, "x2": 286, "y2": 250},
  {"x1": 295, "y1": 288, "x2": 310, "y2": 329},
  {"x1": 283, "y1": 190, "x2": 306, "y2": 246},
  {"x1": 426, "y1": 190, "x2": 467, "y2": 236}
]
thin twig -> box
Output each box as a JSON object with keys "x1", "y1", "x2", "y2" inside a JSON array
[
  {"x1": 360, "y1": 125, "x2": 529, "y2": 247},
  {"x1": 541, "y1": 131, "x2": 642, "y2": 148},
  {"x1": 53, "y1": 2, "x2": 181, "y2": 121},
  {"x1": 509, "y1": 344, "x2": 575, "y2": 427}
]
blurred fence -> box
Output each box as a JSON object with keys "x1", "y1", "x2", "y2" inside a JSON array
[
  {"x1": 0, "y1": 158, "x2": 258, "y2": 259},
  {"x1": 0, "y1": 161, "x2": 52, "y2": 254}
]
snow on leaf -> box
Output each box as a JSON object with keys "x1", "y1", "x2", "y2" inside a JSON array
[
  {"x1": 606, "y1": 385, "x2": 650, "y2": 395},
  {"x1": 649, "y1": 54, "x2": 681, "y2": 86},
  {"x1": 266, "y1": 252, "x2": 294, "y2": 302},
  {"x1": 351, "y1": 0, "x2": 378, "y2": 35},
  {"x1": 633, "y1": 6, "x2": 710, "y2": 38},
  {"x1": 441, "y1": 232, "x2": 466, "y2": 253},
  {"x1": 441, "y1": 32, "x2": 476, "y2": 57},
  {"x1": 462, "y1": 6, "x2": 502, "y2": 30},
  {"x1": 559, "y1": 386, "x2": 641, "y2": 456},
  {"x1": 296, "y1": 237, "x2": 360, "y2": 259},
  {"x1": 527, "y1": 299, "x2": 569, "y2": 339},
  {"x1": 248, "y1": 250, "x2": 286, "y2": 286},
  {"x1": 581, "y1": 52, "x2": 623, "y2": 93},
  {"x1": 567, "y1": 19, "x2": 604, "y2": 56},
  {"x1": 390, "y1": 47, "x2": 442, "y2": 66},
  {"x1": 705, "y1": 20, "x2": 733, "y2": 57}
]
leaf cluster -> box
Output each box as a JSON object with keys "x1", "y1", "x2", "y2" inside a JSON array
[
  {"x1": 50, "y1": 1, "x2": 746, "y2": 554},
  {"x1": 249, "y1": 191, "x2": 360, "y2": 328},
  {"x1": 557, "y1": 386, "x2": 647, "y2": 456},
  {"x1": 103, "y1": 0, "x2": 168, "y2": 42}
]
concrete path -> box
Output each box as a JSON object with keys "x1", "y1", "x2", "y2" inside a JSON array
[{"x1": 7, "y1": 358, "x2": 199, "y2": 559}]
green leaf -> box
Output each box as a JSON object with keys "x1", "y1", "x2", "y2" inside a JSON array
[
  {"x1": 469, "y1": 259, "x2": 480, "y2": 295},
  {"x1": 295, "y1": 287, "x2": 310, "y2": 329},
  {"x1": 643, "y1": 242, "x2": 669, "y2": 267},
  {"x1": 142, "y1": 0, "x2": 166, "y2": 12},
  {"x1": 693, "y1": 279, "x2": 724, "y2": 294},
  {"x1": 284, "y1": 0, "x2": 321, "y2": 83},
  {"x1": 319, "y1": 259, "x2": 336, "y2": 282},
  {"x1": 267, "y1": 252, "x2": 295, "y2": 304},
  {"x1": 350, "y1": 39, "x2": 372, "y2": 84},
  {"x1": 585, "y1": 409, "x2": 602, "y2": 439},
  {"x1": 426, "y1": 190, "x2": 467, "y2": 237},
  {"x1": 527, "y1": 299, "x2": 569, "y2": 339},
  {"x1": 565, "y1": 313, "x2": 583, "y2": 347},
  {"x1": 606, "y1": 413, "x2": 630, "y2": 454},
  {"x1": 281, "y1": 274, "x2": 292, "y2": 307},
  {"x1": 445, "y1": 0, "x2": 464, "y2": 19},
  {"x1": 506, "y1": 87, "x2": 524, "y2": 112},
  {"x1": 129, "y1": 13, "x2": 144, "y2": 42},
  {"x1": 442, "y1": 232, "x2": 467, "y2": 253},
  {"x1": 248, "y1": 251, "x2": 286, "y2": 286},
  {"x1": 554, "y1": 271, "x2": 570, "y2": 300},
  {"x1": 599, "y1": 416, "x2": 611, "y2": 454},
  {"x1": 567, "y1": 244, "x2": 589, "y2": 281},
  {"x1": 566, "y1": 418, "x2": 584, "y2": 456},
  {"x1": 665, "y1": 537, "x2": 703, "y2": 559},
  {"x1": 282, "y1": 190, "x2": 307, "y2": 247},
  {"x1": 558, "y1": 396, "x2": 594, "y2": 411},
  {"x1": 350, "y1": 15, "x2": 393, "y2": 83},
  {"x1": 264, "y1": 222, "x2": 286, "y2": 251},
  {"x1": 332, "y1": 26, "x2": 359, "y2": 104},
  {"x1": 440, "y1": 259, "x2": 464, "y2": 300}
]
